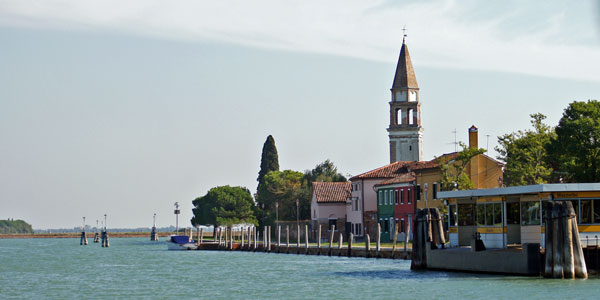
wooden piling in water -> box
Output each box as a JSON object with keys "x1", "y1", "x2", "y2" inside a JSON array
[
  {"x1": 348, "y1": 233, "x2": 353, "y2": 257},
  {"x1": 551, "y1": 203, "x2": 563, "y2": 278},
  {"x1": 80, "y1": 231, "x2": 88, "y2": 246},
  {"x1": 404, "y1": 221, "x2": 410, "y2": 260},
  {"x1": 296, "y1": 225, "x2": 300, "y2": 254},
  {"x1": 328, "y1": 225, "x2": 335, "y2": 256},
  {"x1": 392, "y1": 223, "x2": 398, "y2": 259},
  {"x1": 305, "y1": 225, "x2": 309, "y2": 254},
  {"x1": 200, "y1": 228, "x2": 204, "y2": 245},
  {"x1": 277, "y1": 225, "x2": 281, "y2": 251},
  {"x1": 317, "y1": 224, "x2": 321, "y2": 255},
  {"x1": 365, "y1": 234, "x2": 371, "y2": 257},
  {"x1": 338, "y1": 232, "x2": 343, "y2": 256},
  {"x1": 561, "y1": 202, "x2": 575, "y2": 279},
  {"x1": 376, "y1": 224, "x2": 381, "y2": 257},
  {"x1": 286, "y1": 225, "x2": 290, "y2": 253}
]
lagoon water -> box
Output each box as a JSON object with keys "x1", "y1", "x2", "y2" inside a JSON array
[{"x1": 0, "y1": 237, "x2": 598, "y2": 299}]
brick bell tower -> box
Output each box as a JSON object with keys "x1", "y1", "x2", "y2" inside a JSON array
[{"x1": 387, "y1": 34, "x2": 423, "y2": 163}]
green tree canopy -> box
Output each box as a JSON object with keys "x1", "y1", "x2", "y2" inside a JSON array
[
  {"x1": 438, "y1": 142, "x2": 486, "y2": 190},
  {"x1": 0, "y1": 219, "x2": 33, "y2": 234},
  {"x1": 191, "y1": 186, "x2": 258, "y2": 229},
  {"x1": 258, "y1": 170, "x2": 306, "y2": 226},
  {"x1": 496, "y1": 113, "x2": 555, "y2": 186},
  {"x1": 303, "y1": 159, "x2": 347, "y2": 183},
  {"x1": 548, "y1": 100, "x2": 600, "y2": 182}
]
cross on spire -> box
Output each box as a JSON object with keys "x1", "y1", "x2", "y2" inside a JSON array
[{"x1": 402, "y1": 25, "x2": 407, "y2": 44}]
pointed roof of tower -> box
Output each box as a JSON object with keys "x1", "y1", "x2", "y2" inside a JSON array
[{"x1": 392, "y1": 40, "x2": 418, "y2": 89}]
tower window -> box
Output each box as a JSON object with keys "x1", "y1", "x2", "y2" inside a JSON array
[
  {"x1": 407, "y1": 108, "x2": 414, "y2": 125},
  {"x1": 409, "y1": 145, "x2": 412, "y2": 151},
  {"x1": 396, "y1": 109, "x2": 402, "y2": 125}
]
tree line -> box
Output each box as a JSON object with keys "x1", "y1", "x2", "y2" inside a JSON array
[
  {"x1": 0, "y1": 219, "x2": 33, "y2": 234},
  {"x1": 190, "y1": 135, "x2": 347, "y2": 232}
]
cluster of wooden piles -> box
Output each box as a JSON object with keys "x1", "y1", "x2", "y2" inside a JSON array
[
  {"x1": 544, "y1": 201, "x2": 587, "y2": 279},
  {"x1": 411, "y1": 208, "x2": 445, "y2": 270}
]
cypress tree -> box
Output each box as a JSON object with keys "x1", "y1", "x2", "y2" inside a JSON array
[{"x1": 257, "y1": 135, "x2": 280, "y2": 187}]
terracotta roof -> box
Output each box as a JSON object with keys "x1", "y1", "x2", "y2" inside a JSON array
[
  {"x1": 349, "y1": 161, "x2": 413, "y2": 180},
  {"x1": 392, "y1": 42, "x2": 418, "y2": 89},
  {"x1": 312, "y1": 182, "x2": 351, "y2": 204},
  {"x1": 375, "y1": 173, "x2": 416, "y2": 187}
]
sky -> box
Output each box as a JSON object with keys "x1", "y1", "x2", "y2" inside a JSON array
[{"x1": 1, "y1": 0, "x2": 600, "y2": 229}]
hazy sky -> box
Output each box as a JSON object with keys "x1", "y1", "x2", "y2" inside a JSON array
[{"x1": 1, "y1": 0, "x2": 599, "y2": 229}]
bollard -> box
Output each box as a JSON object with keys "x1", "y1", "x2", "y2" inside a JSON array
[
  {"x1": 329, "y1": 225, "x2": 335, "y2": 256},
  {"x1": 80, "y1": 231, "x2": 88, "y2": 246}
]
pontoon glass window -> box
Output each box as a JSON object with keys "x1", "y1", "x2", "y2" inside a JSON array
[{"x1": 521, "y1": 201, "x2": 540, "y2": 226}]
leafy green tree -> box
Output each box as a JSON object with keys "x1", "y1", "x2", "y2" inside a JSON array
[
  {"x1": 0, "y1": 219, "x2": 33, "y2": 234},
  {"x1": 191, "y1": 186, "x2": 258, "y2": 237},
  {"x1": 438, "y1": 142, "x2": 486, "y2": 190},
  {"x1": 548, "y1": 100, "x2": 600, "y2": 182},
  {"x1": 496, "y1": 113, "x2": 555, "y2": 186},
  {"x1": 303, "y1": 159, "x2": 347, "y2": 183},
  {"x1": 259, "y1": 170, "x2": 305, "y2": 226}
]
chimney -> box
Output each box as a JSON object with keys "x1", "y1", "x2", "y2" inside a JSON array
[{"x1": 468, "y1": 125, "x2": 478, "y2": 149}]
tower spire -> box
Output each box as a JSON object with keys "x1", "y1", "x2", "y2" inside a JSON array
[{"x1": 402, "y1": 25, "x2": 407, "y2": 44}]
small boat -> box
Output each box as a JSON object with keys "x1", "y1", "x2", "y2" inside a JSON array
[{"x1": 167, "y1": 235, "x2": 197, "y2": 250}]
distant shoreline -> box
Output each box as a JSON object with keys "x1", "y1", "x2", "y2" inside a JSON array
[{"x1": 0, "y1": 232, "x2": 173, "y2": 239}]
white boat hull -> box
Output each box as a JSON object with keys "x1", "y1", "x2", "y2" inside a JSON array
[{"x1": 167, "y1": 242, "x2": 197, "y2": 250}]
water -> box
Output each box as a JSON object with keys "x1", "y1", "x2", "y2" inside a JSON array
[{"x1": 0, "y1": 238, "x2": 597, "y2": 299}]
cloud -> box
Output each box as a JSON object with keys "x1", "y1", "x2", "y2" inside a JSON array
[{"x1": 1, "y1": 0, "x2": 599, "y2": 82}]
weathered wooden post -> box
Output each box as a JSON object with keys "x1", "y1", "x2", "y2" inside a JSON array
[
  {"x1": 199, "y1": 228, "x2": 204, "y2": 245},
  {"x1": 328, "y1": 225, "x2": 335, "y2": 256},
  {"x1": 404, "y1": 221, "x2": 410, "y2": 260},
  {"x1": 392, "y1": 223, "x2": 398, "y2": 258},
  {"x1": 338, "y1": 232, "x2": 343, "y2": 256},
  {"x1": 366, "y1": 234, "x2": 371, "y2": 257},
  {"x1": 567, "y1": 201, "x2": 587, "y2": 279},
  {"x1": 544, "y1": 202, "x2": 554, "y2": 278},
  {"x1": 305, "y1": 224, "x2": 309, "y2": 254},
  {"x1": 376, "y1": 223, "x2": 381, "y2": 257},
  {"x1": 297, "y1": 225, "x2": 301, "y2": 254},
  {"x1": 241, "y1": 227, "x2": 245, "y2": 249},
  {"x1": 286, "y1": 225, "x2": 290, "y2": 252},
  {"x1": 348, "y1": 233, "x2": 353, "y2": 257},
  {"x1": 268, "y1": 226, "x2": 272, "y2": 252},
  {"x1": 552, "y1": 203, "x2": 563, "y2": 278},
  {"x1": 230, "y1": 227, "x2": 234, "y2": 250},
  {"x1": 561, "y1": 202, "x2": 575, "y2": 279},
  {"x1": 317, "y1": 224, "x2": 322, "y2": 255},
  {"x1": 277, "y1": 225, "x2": 281, "y2": 252}
]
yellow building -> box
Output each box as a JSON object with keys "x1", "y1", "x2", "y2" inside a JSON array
[{"x1": 414, "y1": 125, "x2": 504, "y2": 210}]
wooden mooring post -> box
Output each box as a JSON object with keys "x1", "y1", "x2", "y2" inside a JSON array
[
  {"x1": 365, "y1": 234, "x2": 371, "y2": 257},
  {"x1": 286, "y1": 225, "x2": 290, "y2": 253},
  {"x1": 305, "y1": 224, "x2": 309, "y2": 254},
  {"x1": 404, "y1": 221, "x2": 410, "y2": 260},
  {"x1": 296, "y1": 225, "x2": 301, "y2": 254},
  {"x1": 199, "y1": 228, "x2": 204, "y2": 244},
  {"x1": 317, "y1": 224, "x2": 322, "y2": 255},
  {"x1": 348, "y1": 233, "x2": 353, "y2": 257},
  {"x1": 376, "y1": 224, "x2": 381, "y2": 257},
  {"x1": 392, "y1": 223, "x2": 398, "y2": 259},
  {"x1": 328, "y1": 225, "x2": 335, "y2": 256},
  {"x1": 277, "y1": 225, "x2": 281, "y2": 251}
]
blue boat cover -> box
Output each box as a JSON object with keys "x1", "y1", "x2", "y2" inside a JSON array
[{"x1": 170, "y1": 235, "x2": 191, "y2": 244}]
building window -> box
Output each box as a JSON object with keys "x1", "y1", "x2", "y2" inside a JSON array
[
  {"x1": 449, "y1": 204, "x2": 457, "y2": 227},
  {"x1": 395, "y1": 190, "x2": 399, "y2": 205},
  {"x1": 384, "y1": 219, "x2": 389, "y2": 233},
  {"x1": 416, "y1": 185, "x2": 420, "y2": 201},
  {"x1": 407, "y1": 189, "x2": 412, "y2": 204},
  {"x1": 379, "y1": 191, "x2": 382, "y2": 205},
  {"x1": 329, "y1": 219, "x2": 336, "y2": 231},
  {"x1": 400, "y1": 189, "x2": 404, "y2": 204},
  {"x1": 400, "y1": 218, "x2": 405, "y2": 233},
  {"x1": 389, "y1": 217, "x2": 394, "y2": 233},
  {"x1": 520, "y1": 201, "x2": 540, "y2": 226},
  {"x1": 433, "y1": 182, "x2": 438, "y2": 200}
]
